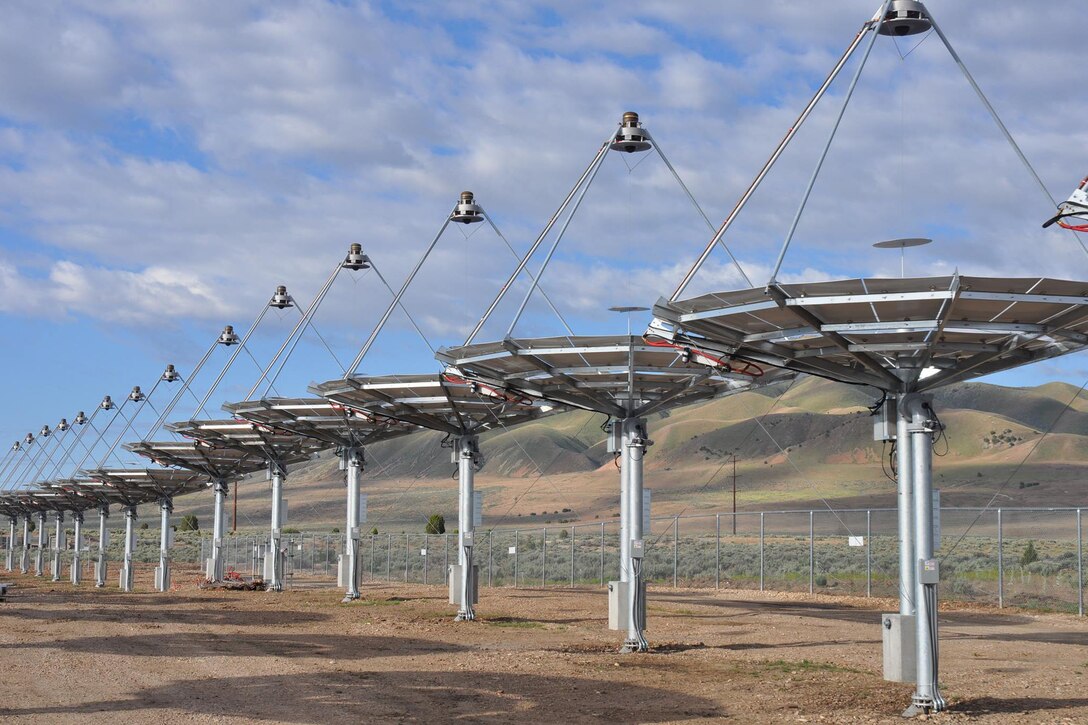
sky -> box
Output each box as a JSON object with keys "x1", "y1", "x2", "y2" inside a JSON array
[{"x1": 1, "y1": 0, "x2": 1087, "y2": 467}]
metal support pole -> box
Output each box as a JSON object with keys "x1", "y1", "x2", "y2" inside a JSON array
[
  {"x1": 157, "y1": 497, "x2": 172, "y2": 592},
  {"x1": 866, "y1": 509, "x2": 872, "y2": 598},
  {"x1": 622, "y1": 417, "x2": 649, "y2": 652},
  {"x1": 897, "y1": 396, "x2": 916, "y2": 614},
  {"x1": 5, "y1": 516, "x2": 14, "y2": 571},
  {"x1": 997, "y1": 509, "x2": 1004, "y2": 608},
  {"x1": 514, "y1": 530, "x2": 519, "y2": 588},
  {"x1": 423, "y1": 534, "x2": 429, "y2": 585},
  {"x1": 715, "y1": 513, "x2": 720, "y2": 590},
  {"x1": 908, "y1": 396, "x2": 945, "y2": 714},
  {"x1": 759, "y1": 512, "x2": 765, "y2": 591},
  {"x1": 95, "y1": 505, "x2": 108, "y2": 587},
  {"x1": 343, "y1": 447, "x2": 362, "y2": 602},
  {"x1": 456, "y1": 435, "x2": 478, "y2": 620},
  {"x1": 386, "y1": 533, "x2": 391, "y2": 581},
  {"x1": 619, "y1": 422, "x2": 630, "y2": 585},
  {"x1": 20, "y1": 515, "x2": 30, "y2": 573},
  {"x1": 34, "y1": 511, "x2": 46, "y2": 576},
  {"x1": 488, "y1": 529, "x2": 493, "y2": 587},
  {"x1": 70, "y1": 511, "x2": 83, "y2": 585},
  {"x1": 269, "y1": 464, "x2": 286, "y2": 592},
  {"x1": 51, "y1": 512, "x2": 64, "y2": 582},
  {"x1": 209, "y1": 479, "x2": 227, "y2": 583},
  {"x1": 809, "y1": 510, "x2": 815, "y2": 595},
  {"x1": 404, "y1": 532, "x2": 408, "y2": 583},
  {"x1": 121, "y1": 506, "x2": 136, "y2": 592}
]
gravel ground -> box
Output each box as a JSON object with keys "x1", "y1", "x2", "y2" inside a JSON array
[{"x1": 0, "y1": 565, "x2": 1085, "y2": 723}]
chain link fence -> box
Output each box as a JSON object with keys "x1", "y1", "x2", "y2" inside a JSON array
[{"x1": 5, "y1": 506, "x2": 1083, "y2": 615}]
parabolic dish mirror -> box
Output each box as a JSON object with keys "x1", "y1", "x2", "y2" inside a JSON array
[
  {"x1": 223, "y1": 397, "x2": 419, "y2": 448},
  {"x1": 126, "y1": 439, "x2": 270, "y2": 480},
  {"x1": 165, "y1": 419, "x2": 327, "y2": 466},
  {"x1": 311, "y1": 372, "x2": 558, "y2": 436},
  {"x1": 436, "y1": 334, "x2": 791, "y2": 417},
  {"x1": 653, "y1": 276, "x2": 1088, "y2": 393}
]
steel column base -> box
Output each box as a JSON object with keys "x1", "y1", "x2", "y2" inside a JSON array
[{"x1": 620, "y1": 639, "x2": 648, "y2": 654}]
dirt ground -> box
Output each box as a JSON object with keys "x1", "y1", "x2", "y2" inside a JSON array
[{"x1": 0, "y1": 566, "x2": 1085, "y2": 724}]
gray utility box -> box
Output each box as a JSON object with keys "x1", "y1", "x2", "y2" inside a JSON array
[
  {"x1": 882, "y1": 613, "x2": 916, "y2": 682},
  {"x1": 337, "y1": 554, "x2": 361, "y2": 589},
  {"x1": 608, "y1": 580, "x2": 647, "y2": 631},
  {"x1": 448, "y1": 564, "x2": 479, "y2": 605}
]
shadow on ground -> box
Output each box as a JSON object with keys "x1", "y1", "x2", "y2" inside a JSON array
[
  {"x1": 0, "y1": 670, "x2": 723, "y2": 723},
  {"x1": 4, "y1": 633, "x2": 463, "y2": 659}
]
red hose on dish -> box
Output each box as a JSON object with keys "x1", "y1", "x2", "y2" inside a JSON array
[{"x1": 643, "y1": 335, "x2": 763, "y2": 377}]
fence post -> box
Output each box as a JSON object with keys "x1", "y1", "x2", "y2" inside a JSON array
[
  {"x1": 715, "y1": 513, "x2": 721, "y2": 590},
  {"x1": 443, "y1": 533, "x2": 449, "y2": 584},
  {"x1": 673, "y1": 515, "x2": 679, "y2": 588},
  {"x1": 809, "y1": 510, "x2": 814, "y2": 595},
  {"x1": 488, "y1": 529, "x2": 493, "y2": 587},
  {"x1": 514, "y1": 529, "x2": 519, "y2": 589},
  {"x1": 386, "y1": 533, "x2": 391, "y2": 581},
  {"x1": 1078, "y1": 509, "x2": 1083, "y2": 618},
  {"x1": 424, "y1": 534, "x2": 429, "y2": 585},
  {"x1": 404, "y1": 532, "x2": 409, "y2": 583},
  {"x1": 599, "y1": 522, "x2": 605, "y2": 587},
  {"x1": 542, "y1": 527, "x2": 547, "y2": 588},
  {"x1": 570, "y1": 525, "x2": 575, "y2": 588},
  {"x1": 370, "y1": 535, "x2": 375, "y2": 581},
  {"x1": 866, "y1": 509, "x2": 872, "y2": 598},
  {"x1": 759, "y1": 512, "x2": 765, "y2": 591},
  {"x1": 997, "y1": 508, "x2": 1003, "y2": 608}
]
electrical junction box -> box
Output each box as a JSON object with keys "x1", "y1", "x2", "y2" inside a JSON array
[
  {"x1": 462, "y1": 530, "x2": 475, "y2": 547},
  {"x1": 882, "y1": 613, "x2": 916, "y2": 682},
  {"x1": 630, "y1": 539, "x2": 645, "y2": 559},
  {"x1": 873, "y1": 398, "x2": 897, "y2": 441},
  {"x1": 608, "y1": 580, "x2": 647, "y2": 630},
  {"x1": 448, "y1": 564, "x2": 479, "y2": 605},
  {"x1": 919, "y1": 558, "x2": 940, "y2": 584},
  {"x1": 606, "y1": 422, "x2": 622, "y2": 453}
]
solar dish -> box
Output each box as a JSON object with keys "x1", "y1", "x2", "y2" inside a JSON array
[
  {"x1": 311, "y1": 372, "x2": 558, "y2": 436},
  {"x1": 224, "y1": 397, "x2": 419, "y2": 448},
  {"x1": 436, "y1": 334, "x2": 788, "y2": 417},
  {"x1": 653, "y1": 276, "x2": 1088, "y2": 393}
]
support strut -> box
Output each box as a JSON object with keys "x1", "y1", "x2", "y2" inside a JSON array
[
  {"x1": 343, "y1": 447, "x2": 363, "y2": 602},
  {"x1": 209, "y1": 479, "x2": 228, "y2": 582},
  {"x1": 455, "y1": 435, "x2": 480, "y2": 621}
]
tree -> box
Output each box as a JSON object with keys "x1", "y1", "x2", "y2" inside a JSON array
[
  {"x1": 178, "y1": 514, "x2": 199, "y2": 532},
  {"x1": 370, "y1": 527, "x2": 378, "y2": 535},
  {"x1": 1020, "y1": 540, "x2": 1039, "y2": 566},
  {"x1": 425, "y1": 514, "x2": 445, "y2": 535}
]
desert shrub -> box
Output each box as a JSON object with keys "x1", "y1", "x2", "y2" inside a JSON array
[
  {"x1": 425, "y1": 514, "x2": 445, "y2": 535},
  {"x1": 1020, "y1": 541, "x2": 1039, "y2": 566},
  {"x1": 178, "y1": 514, "x2": 199, "y2": 532}
]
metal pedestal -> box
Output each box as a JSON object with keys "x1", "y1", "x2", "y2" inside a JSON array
[
  {"x1": 267, "y1": 464, "x2": 286, "y2": 591},
  {"x1": 155, "y1": 498, "x2": 172, "y2": 592},
  {"x1": 34, "y1": 512, "x2": 46, "y2": 576},
  {"x1": 95, "y1": 505, "x2": 109, "y2": 587},
  {"x1": 620, "y1": 418, "x2": 649, "y2": 653},
  {"x1": 903, "y1": 395, "x2": 946, "y2": 715},
  {"x1": 71, "y1": 512, "x2": 84, "y2": 585},
  {"x1": 208, "y1": 480, "x2": 227, "y2": 582},
  {"x1": 120, "y1": 506, "x2": 136, "y2": 592},
  {"x1": 5, "y1": 517, "x2": 15, "y2": 571},
  {"x1": 20, "y1": 516, "x2": 30, "y2": 574},
  {"x1": 455, "y1": 436, "x2": 479, "y2": 621},
  {"x1": 896, "y1": 395, "x2": 915, "y2": 616},
  {"x1": 343, "y1": 448, "x2": 362, "y2": 602},
  {"x1": 51, "y1": 513, "x2": 64, "y2": 582}
]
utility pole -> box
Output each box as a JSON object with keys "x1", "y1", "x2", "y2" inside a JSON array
[{"x1": 233, "y1": 484, "x2": 238, "y2": 533}]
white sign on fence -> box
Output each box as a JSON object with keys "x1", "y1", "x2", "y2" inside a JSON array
[
  {"x1": 508, "y1": 546, "x2": 516, "y2": 555},
  {"x1": 420, "y1": 548, "x2": 427, "y2": 556},
  {"x1": 848, "y1": 536, "x2": 865, "y2": 547}
]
